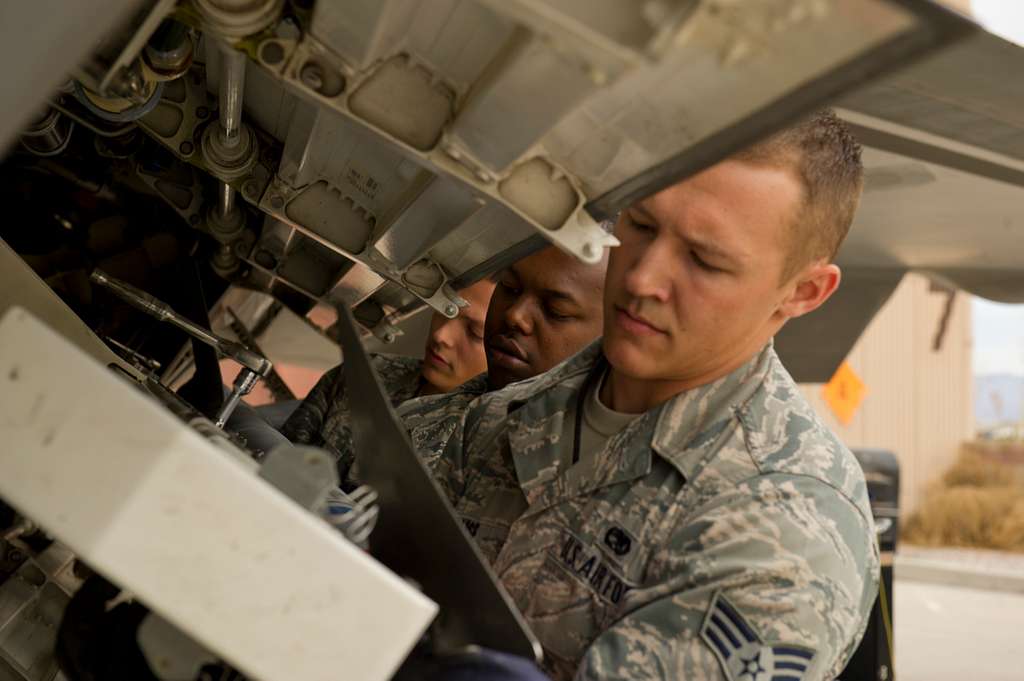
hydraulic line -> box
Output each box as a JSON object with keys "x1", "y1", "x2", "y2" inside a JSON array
[
  {"x1": 218, "y1": 44, "x2": 246, "y2": 150},
  {"x1": 217, "y1": 179, "x2": 236, "y2": 218},
  {"x1": 216, "y1": 43, "x2": 246, "y2": 219}
]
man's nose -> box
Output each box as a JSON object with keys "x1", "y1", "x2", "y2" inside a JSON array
[
  {"x1": 503, "y1": 297, "x2": 534, "y2": 336},
  {"x1": 623, "y1": 240, "x2": 672, "y2": 303},
  {"x1": 431, "y1": 317, "x2": 458, "y2": 347}
]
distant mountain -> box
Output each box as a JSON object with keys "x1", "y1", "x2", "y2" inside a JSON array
[{"x1": 976, "y1": 374, "x2": 1024, "y2": 427}]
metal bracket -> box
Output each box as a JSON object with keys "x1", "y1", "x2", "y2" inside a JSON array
[
  {"x1": 370, "y1": 320, "x2": 404, "y2": 345},
  {"x1": 138, "y1": 65, "x2": 213, "y2": 162},
  {"x1": 133, "y1": 61, "x2": 278, "y2": 224},
  {"x1": 253, "y1": 32, "x2": 616, "y2": 266},
  {"x1": 259, "y1": 175, "x2": 465, "y2": 318}
]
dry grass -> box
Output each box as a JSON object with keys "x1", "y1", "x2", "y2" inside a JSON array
[{"x1": 902, "y1": 448, "x2": 1024, "y2": 552}]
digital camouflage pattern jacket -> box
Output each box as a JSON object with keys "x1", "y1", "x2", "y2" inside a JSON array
[
  {"x1": 397, "y1": 372, "x2": 490, "y2": 470},
  {"x1": 281, "y1": 353, "x2": 423, "y2": 484},
  {"x1": 434, "y1": 340, "x2": 879, "y2": 681}
]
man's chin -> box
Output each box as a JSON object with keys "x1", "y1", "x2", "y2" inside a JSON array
[
  {"x1": 487, "y1": 363, "x2": 529, "y2": 390},
  {"x1": 602, "y1": 334, "x2": 663, "y2": 379}
]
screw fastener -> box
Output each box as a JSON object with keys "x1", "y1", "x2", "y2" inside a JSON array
[{"x1": 300, "y1": 62, "x2": 325, "y2": 92}]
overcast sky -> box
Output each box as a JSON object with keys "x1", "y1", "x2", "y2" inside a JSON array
[
  {"x1": 960, "y1": 2, "x2": 1024, "y2": 377},
  {"x1": 973, "y1": 298, "x2": 1024, "y2": 376},
  {"x1": 971, "y1": 1, "x2": 1024, "y2": 44}
]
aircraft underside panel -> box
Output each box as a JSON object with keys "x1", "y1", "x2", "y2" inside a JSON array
[{"x1": 51, "y1": 0, "x2": 968, "y2": 340}]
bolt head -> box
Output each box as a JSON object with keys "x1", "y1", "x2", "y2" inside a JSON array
[
  {"x1": 269, "y1": 195, "x2": 285, "y2": 211},
  {"x1": 260, "y1": 40, "x2": 286, "y2": 65},
  {"x1": 300, "y1": 63, "x2": 325, "y2": 92},
  {"x1": 179, "y1": 141, "x2": 194, "y2": 156},
  {"x1": 444, "y1": 303, "x2": 457, "y2": 317},
  {"x1": 383, "y1": 332, "x2": 396, "y2": 344},
  {"x1": 254, "y1": 249, "x2": 277, "y2": 269}
]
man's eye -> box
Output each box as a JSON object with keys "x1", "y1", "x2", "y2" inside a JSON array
[
  {"x1": 626, "y1": 214, "x2": 655, "y2": 233},
  {"x1": 499, "y1": 280, "x2": 520, "y2": 295},
  {"x1": 464, "y1": 318, "x2": 485, "y2": 341},
  {"x1": 544, "y1": 306, "x2": 574, "y2": 322},
  {"x1": 692, "y1": 251, "x2": 721, "y2": 272}
]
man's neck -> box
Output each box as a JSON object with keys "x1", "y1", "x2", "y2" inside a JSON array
[
  {"x1": 600, "y1": 370, "x2": 685, "y2": 414},
  {"x1": 600, "y1": 349, "x2": 764, "y2": 414}
]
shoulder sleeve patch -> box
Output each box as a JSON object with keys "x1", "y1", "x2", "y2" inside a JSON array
[{"x1": 700, "y1": 591, "x2": 816, "y2": 681}]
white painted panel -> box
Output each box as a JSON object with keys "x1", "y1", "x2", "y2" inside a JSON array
[{"x1": 0, "y1": 307, "x2": 436, "y2": 681}]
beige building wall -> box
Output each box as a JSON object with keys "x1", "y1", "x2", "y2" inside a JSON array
[{"x1": 798, "y1": 273, "x2": 974, "y2": 513}]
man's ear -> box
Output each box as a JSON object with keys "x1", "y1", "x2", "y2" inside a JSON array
[{"x1": 778, "y1": 262, "x2": 841, "y2": 320}]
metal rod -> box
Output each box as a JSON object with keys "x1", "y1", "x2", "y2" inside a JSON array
[
  {"x1": 218, "y1": 180, "x2": 236, "y2": 217},
  {"x1": 218, "y1": 43, "x2": 246, "y2": 149},
  {"x1": 90, "y1": 270, "x2": 272, "y2": 376},
  {"x1": 92, "y1": 270, "x2": 222, "y2": 346},
  {"x1": 215, "y1": 368, "x2": 260, "y2": 428}
]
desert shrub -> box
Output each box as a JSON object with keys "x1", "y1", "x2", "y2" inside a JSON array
[
  {"x1": 903, "y1": 487, "x2": 1024, "y2": 551},
  {"x1": 902, "y1": 447, "x2": 1024, "y2": 552},
  {"x1": 940, "y1": 450, "x2": 1014, "y2": 488}
]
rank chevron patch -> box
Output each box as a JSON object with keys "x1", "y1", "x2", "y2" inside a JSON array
[{"x1": 699, "y1": 591, "x2": 816, "y2": 681}]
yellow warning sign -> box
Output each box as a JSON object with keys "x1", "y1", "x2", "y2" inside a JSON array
[{"x1": 822, "y1": 361, "x2": 866, "y2": 426}]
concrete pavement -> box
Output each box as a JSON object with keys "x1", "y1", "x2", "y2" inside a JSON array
[
  {"x1": 895, "y1": 579, "x2": 1024, "y2": 681},
  {"x1": 896, "y1": 546, "x2": 1024, "y2": 594}
]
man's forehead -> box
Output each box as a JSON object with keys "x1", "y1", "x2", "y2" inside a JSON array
[
  {"x1": 632, "y1": 162, "x2": 800, "y2": 255},
  {"x1": 637, "y1": 159, "x2": 791, "y2": 214},
  {"x1": 633, "y1": 177, "x2": 716, "y2": 221},
  {"x1": 462, "y1": 304, "x2": 488, "y2": 324},
  {"x1": 631, "y1": 190, "x2": 726, "y2": 244},
  {"x1": 458, "y1": 279, "x2": 496, "y2": 316},
  {"x1": 512, "y1": 247, "x2": 601, "y2": 298}
]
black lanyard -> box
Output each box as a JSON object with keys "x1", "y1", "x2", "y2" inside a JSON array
[{"x1": 572, "y1": 356, "x2": 608, "y2": 465}]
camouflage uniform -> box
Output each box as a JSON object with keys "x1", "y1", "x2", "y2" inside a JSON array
[
  {"x1": 435, "y1": 340, "x2": 879, "y2": 681},
  {"x1": 281, "y1": 354, "x2": 423, "y2": 483},
  {"x1": 397, "y1": 373, "x2": 490, "y2": 470}
]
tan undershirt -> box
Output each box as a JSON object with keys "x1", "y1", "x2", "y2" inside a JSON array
[{"x1": 562, "y1": 369, "x2": 639, "y2": 469}]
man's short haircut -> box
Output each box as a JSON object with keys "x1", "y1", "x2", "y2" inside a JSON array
[{"x1": 733, "y1": 110, "x2": 864, "y2": 280}]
